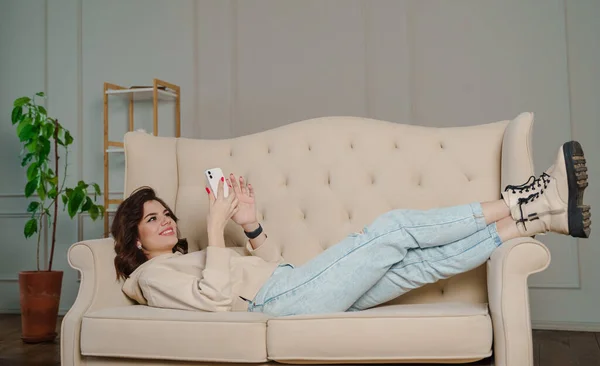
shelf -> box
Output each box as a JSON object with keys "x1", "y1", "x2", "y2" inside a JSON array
[
  {"x1": 103, "y1": 79, "x2": 180, "y2": 238},
  {"x1": 105, "y1": 88, "x2": 177, "y2": 101}
]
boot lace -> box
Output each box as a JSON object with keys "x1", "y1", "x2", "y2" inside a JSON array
[
  {"x1": 516, "y1": 192, "x2": 542, "y2": 229},
  {"x1": 505, "y1": 173, "x2": 551, "y2": 194}
]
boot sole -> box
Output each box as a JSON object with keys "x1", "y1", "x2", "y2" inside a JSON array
[{"x1": 563, "y1": 141, "x2": 591, "y2": 238}]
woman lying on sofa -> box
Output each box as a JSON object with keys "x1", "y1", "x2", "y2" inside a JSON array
[{"x1": 113, "y1": 141, "x2": 591, "y2": 317}]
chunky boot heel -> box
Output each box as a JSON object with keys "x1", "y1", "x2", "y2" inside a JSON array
[{"x1": 564, "y1": 141, "x2": 591, "y2": 238}]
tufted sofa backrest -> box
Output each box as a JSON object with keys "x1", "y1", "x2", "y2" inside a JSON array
[{"x1": 123, "y1": 114, "x2": 535, "y2": 306}]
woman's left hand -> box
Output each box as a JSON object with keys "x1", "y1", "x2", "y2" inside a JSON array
[{"x1": 227, "y1": 173, "x2": 258, "y2": 228}]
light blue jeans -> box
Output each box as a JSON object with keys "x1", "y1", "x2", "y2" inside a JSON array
[{"x1": 247, "y1": 203, "x2": 502, "y2": 316}]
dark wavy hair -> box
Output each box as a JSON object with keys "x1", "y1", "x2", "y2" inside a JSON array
[{"x1": 112, "y1": 186, "x2": 187, "y2": 281}]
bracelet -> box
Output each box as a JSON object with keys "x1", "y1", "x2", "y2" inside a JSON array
[{"x1": 244, "y1": 223, "x2": 263, "y2": 239}]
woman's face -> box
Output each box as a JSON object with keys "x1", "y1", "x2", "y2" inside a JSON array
[{"x1": 137, "y1": 200, "x2": 178, "y2": 258}]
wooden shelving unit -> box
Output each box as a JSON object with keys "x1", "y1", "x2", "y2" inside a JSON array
[{"x1": 103, "y1": 78, "x2": 180, "y2": 236}]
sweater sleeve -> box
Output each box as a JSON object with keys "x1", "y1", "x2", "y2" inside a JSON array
[
  {"x1": 244, "y1": 237, "x2": 284, "y2": 264},
  {"x1": 138, "y1": 247, "x2": 233, "y2": 312}
]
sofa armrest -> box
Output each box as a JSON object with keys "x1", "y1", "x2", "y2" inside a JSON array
[
  {"x1": 487, "y1": 237, "x2": 551, "y2": 366},
  {"x1": 501, "y1": 112, "x2": 536, "y2": 191},
  {"x1": 61, "y1": 238, "x2": 134, "y2": 366}
]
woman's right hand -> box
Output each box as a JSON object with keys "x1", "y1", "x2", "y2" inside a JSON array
[{"x1": 206, "y1": 177, "x2": 239, "y2": 234}]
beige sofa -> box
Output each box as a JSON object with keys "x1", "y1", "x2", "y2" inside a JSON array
[{"x1": 61, "y1": 112, "x2": 551, "y2": 366}]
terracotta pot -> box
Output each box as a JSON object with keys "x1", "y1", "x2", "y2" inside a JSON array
[{"x1": 18, "y1": 270, "x2": 63, "y2": 343}]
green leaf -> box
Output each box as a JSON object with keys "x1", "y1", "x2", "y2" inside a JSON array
[
  {"x1": 77, "y1": 180, "x2": 88, "y2": 189},
  {"x1": 17, "y1": 124, "x2": 35, "y2": 141},
  {"x1": 89, "y1": 205, "x2": 99, "y2": 220},
  {"x1": 48, "y1": 187, "x2": 58, "y2": 199},
  {"x1": 35, "y1": 111, "x2": 44, "y2": 124},
  {"x1": 16, "y1": 116, "x2": 30, "y2": 131},
  {"x1": 43, "y1": 123, "x2": 54, "y2": 139},
  {"x1": 67, "y1": 188, "x2": 85, "y2": 218},
  {"x1": 38, "y1": 105, "x2": 47, "y2": 115},
  {"x1": 81, "y1": 196, "x2": 92, "y2": 211},
  {"x1": 61, "y1": 194, "x2": 68, "y2": 206},
  {"x1": 16, "y1": 118, "x2": 31, "y2": 138},
  {"x1": 41, "y1": 140, "x2": 50, "y2": 159},
  {"x1": 14, "y1": 97, "x2": 31, "y2": 107},
  {"x1": 27, "y1": 201, "x2": 40, "y2": 213},
  {"x1": 21, "y1": 153, "x2": 34, "y2": 167},
  {"x1": 64, "y1": 130, "x2": 73, "y2": 145},
  {"x1": 25, "y1": 141, "x2": 37, "y2": 153},
  {"x1": 11, "y1": 106, "x2": 23, "y2": 124},
  {"x1": 37, "y1": 182, "x2": 46, "y2": 201},
  {"x1": 56, "y1": 126, "x2": 66, "y2": 145},
  {"x1": 92, "y1": 183, "x2": 102, "y2": 196},
  {"x1": 49, "y1": 175, "x2": 58, "y2": 186},
  {"x1": 25, "y1": 179, "x2": 38, "y2": 197},
  {"x1": 24, "y1": 218, "x2": 38, "y2": 238},
  {"x1": 36, "y1": 92, "x2": 45, "y2": 97},
  {"x1": 26, "y1": 162, "x2": 39, "y2": 181}
]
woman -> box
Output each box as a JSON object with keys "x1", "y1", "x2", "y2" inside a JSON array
[{"x1": 115, "y1": 141, "x2": 590, "y2": 316}]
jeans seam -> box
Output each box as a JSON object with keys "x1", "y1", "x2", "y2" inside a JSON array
[
  {"x1": 400, "y1": 216, "x2": 479, "y2": 230},
  {"x1": 390, "y1": 234, "x2": 494, "y2": 271},
  {"x1": 487, "y1": 223, "x2": 503, "y2": 247},
  {"x1": 469, "y1": 202, "x2": 487, "y2": 231}
]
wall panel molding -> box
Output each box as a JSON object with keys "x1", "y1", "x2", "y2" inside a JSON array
[
  {"x1": 230, "y1": 0, "x2": 238, "y2": 137},
  {"x1": 362, "y1": 1, "x2": 370, "y2": 117},
  {"x1": 0, "y1": 190, "x2": 123, "y2": 198},
  {"x1": 529, "y1": 243, "x2": 581, "y2": 289},
  {"x1": 533, "y1": 320, "x2": 600, "y2": 332},
  {"x1": 44, "y1": 0, "x2": 48, "y2": 102},
  {"x1": 0, "y1": 212, "x2": 48, "y2": 277},
  {"x1": 77, "y1": 0, "x2": 83, "y2": 183},
  {"x1": 77, "y1": 210, "x2": 116, "y2": 243},
  {"x1": 192, "y1": 0, "x2": 199, "y2": 138}
]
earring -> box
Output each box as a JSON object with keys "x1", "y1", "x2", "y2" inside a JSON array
[{"x1": 137, "y1": 243, "x2": 142, "y2": 250}]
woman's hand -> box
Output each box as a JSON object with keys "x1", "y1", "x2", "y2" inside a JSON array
[
  {"x1": 206, "y1": 178, "x2": 239, "y2": 236},
  {"x1": 227, "y1": 173, "x2": 259, "y2": 231}
]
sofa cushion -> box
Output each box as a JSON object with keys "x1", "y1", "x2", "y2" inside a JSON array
[
  {"x1": 266, "y1": 302, "x2": 492, "y2": 363},
  {"x1": 80, "y1": 305, "x2": 270, "y2": 362}
]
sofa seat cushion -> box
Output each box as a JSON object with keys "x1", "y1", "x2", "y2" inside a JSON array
[
  {"x1": 266, "y1": 302, "x2": 492, "y2": 363},
  {"x1": 81, "y1": 305, "x2": 270, "y2": 362}
]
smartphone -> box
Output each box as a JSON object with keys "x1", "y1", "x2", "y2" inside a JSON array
[{"x1": 204, "y1": 168, "x2": 229, "y2": 198}]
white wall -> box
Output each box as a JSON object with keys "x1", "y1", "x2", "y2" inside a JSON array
[
  {"x1": 529, "y1": 0, "x2": 600, "y2": 330},
  {"x1": 0, "y1": 0, "x2": 598, "y2": 330}
]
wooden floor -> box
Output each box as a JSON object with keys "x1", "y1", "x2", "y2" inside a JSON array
[{"x1": 1, "y1": 314, "x2": 599, "y2": 366}]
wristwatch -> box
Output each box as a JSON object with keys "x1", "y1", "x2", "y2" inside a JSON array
[{"x1": 244, "y1": 223, "x2": 263, "y2": 239}]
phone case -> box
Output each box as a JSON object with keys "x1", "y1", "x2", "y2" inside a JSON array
[{"x1": 204, "y1": 168, "x2": 229, "y2": 198}]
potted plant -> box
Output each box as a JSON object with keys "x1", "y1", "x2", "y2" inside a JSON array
[{"x1": 10, "y1": 92, "x2": 104, "y2": 343}]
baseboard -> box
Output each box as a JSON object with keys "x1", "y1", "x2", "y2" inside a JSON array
[
  {"x1": 0, "y1": 308, "x2": 70, "y2": 316},
  {"x1": 533, "y1": 320, "x2": 600, "y2": 332}
]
